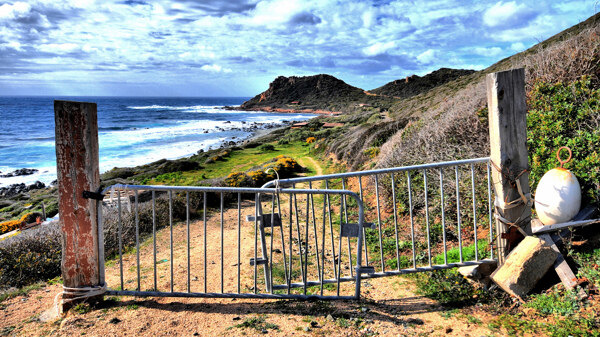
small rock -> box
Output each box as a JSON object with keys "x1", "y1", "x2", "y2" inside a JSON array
[
  {"x1": 109, "y1": 317, "x2": 121, "y2": 324},
  {"x1": 261, "y1": 329, "x2": 268, "y2": 334},
  {"x1": 407, "y1": 318, "x2": 424, "y2": 325},
  {"x1": 360, "y1": 307, "x2": 369, "y2": 313},
  {"x1": 326, "y1": 314, "x2": 334, "y2": 321},
  {"x1": 303, "y1": 327, "x2": 310, "y2": 332}
]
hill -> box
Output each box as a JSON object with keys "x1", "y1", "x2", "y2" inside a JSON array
[
  {"x1": 240, "y1": 74, "x2": 394, "y2": 113},
  {"x1": 368, "y1": 68, "x2": 475, "y2": 99}
]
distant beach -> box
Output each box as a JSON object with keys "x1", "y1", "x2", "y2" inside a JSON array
[{"x1": 0, "y1": 96, "x2": 315, "y2": 188}]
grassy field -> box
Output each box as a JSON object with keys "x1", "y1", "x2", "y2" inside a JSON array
[{"x1": 144, "y1": 140, "x2": 325, "y2": 186}]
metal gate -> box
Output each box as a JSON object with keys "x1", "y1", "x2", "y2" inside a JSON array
[
  {"x1": 98, "y1": 185, "x2": 365, "y2": 300},
  {"x1": 98, "y1": 157, "x2": 498, "y2": 301},
  {"x1": 262, "y1": 157, "x2": 498, "y2": 279}
]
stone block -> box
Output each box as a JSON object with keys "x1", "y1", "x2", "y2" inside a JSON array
[{"x1": 491, "y1": 236, "x2": 557, "y2": 296}]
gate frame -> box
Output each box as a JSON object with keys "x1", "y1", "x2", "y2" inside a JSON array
[{"x1": 97, "y1": 184, "x2": 366, "y2": 300}]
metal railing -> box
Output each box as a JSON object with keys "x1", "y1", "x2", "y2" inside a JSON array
[
  {"x1": 261, "y1": 157, "x2": 496, "y2": 279},
  {"x1": 99, "y1": 184, "x2": 365, "y2": 300}
]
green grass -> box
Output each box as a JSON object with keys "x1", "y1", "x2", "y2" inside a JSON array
[
  {"x1": 0, "y1": 282, "x2": 45, "y2": 303},
  {"x1": 145, "y1": 141, "x2": 320, "y2": 186},
  {"x1": 228, "y1": 315, "x2": 280, "y2": 332}
]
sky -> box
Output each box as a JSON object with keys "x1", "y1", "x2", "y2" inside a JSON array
[{"x1": 0, "y1": 0, "x2": 597, "y2": 97}]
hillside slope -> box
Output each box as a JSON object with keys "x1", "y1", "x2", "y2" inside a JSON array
[{"x1": 328, "y1": 12, "x2": 600, "y2": 169}]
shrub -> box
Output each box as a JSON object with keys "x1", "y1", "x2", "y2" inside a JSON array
[
  {"x1": 102, "y1": 194, "x2": 187, "y2": 259},
  {"x1": 414, "y1": 269, "x2": 480, "y2": 306},
  {"x1": 524, "y1": 288, "x2": 581, "y2": 316},
  {"x1": 363, "y1": 147, "x2": 380, "y2": 159},
  {"x1": 225, "y1": 172, "x2": 251, "y2": 187},
  {"x1": 527, "y1": 76, "x2": 600, "y2": 205},
  {"x1": 306, "y1": 137, "x2": 316, "y2": 144},
  {"x1": 0, "y1": 222, "x2": 61, "y2": 288},
  {"x1": 257, "y1": 143, "x2": 276, "y2": 152}
]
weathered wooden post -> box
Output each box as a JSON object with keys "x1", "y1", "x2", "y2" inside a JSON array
[
  {"x1": 55, "y1": 100, "x2": 104, "y2": 311},
  {"x1": 486, "y1": 68, "x2": 531, "y2": 265}
]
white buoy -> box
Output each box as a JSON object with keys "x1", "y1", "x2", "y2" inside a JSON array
[{"x1": 534, "y1": 147, "x2": 581, "y2": 226}]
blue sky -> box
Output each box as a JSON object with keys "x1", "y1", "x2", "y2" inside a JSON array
[{"x1": 0, "y1": 0, "x2": 596, "y2": 97}]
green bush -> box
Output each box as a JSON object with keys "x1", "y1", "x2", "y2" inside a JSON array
[
  {"x1": 527, "y1": 76, "x2": 600, "y2": 205},
  {"x1": 414, "y1": 269, "x2": 479, "y2": 306},
  {"x1": 257, "y1": 143, "x2": 276, "y2": 152},
  {"x1": 525, "y1": 288, "x2": 581, "y2": 316}
]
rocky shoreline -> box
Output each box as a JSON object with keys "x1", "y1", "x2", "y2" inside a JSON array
[
  {"x1": 0, "y1": 118, "x2": 305, "y2": 222},
  {"x1": 225, "y1": 105, "x2": 341, "y2": 115}
]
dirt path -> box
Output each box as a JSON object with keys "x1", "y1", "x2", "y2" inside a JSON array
[
  {"x1": 296, "y1": 156, "x2": 324, "y2": 177},
  {"x1": 1, "y1": 197, "x2": 496, "y2": 336}
]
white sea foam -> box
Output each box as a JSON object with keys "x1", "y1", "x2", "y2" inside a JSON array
[{"x1": 128, "y1": 105, "x2": 223, "y2": 110}]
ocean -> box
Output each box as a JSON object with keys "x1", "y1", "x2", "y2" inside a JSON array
[{"x1": 0, "y1": 96, "x2": 314, "y2": 188}]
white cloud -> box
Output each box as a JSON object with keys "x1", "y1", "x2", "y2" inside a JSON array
[
  {"x1": 510, "y1": 42, "x2": 526, "y2": 51},
  {"x1": 417, "y1": 49, "x2": 437, "y2": 64},
  {"x1": 0, "y1": 41, "x2": 23, "y2": 51},
  {"x1": 0, "y1": 2, "x2": 31, "y2": 19},
  {"x1": 483, "y1": 1, "x2": 526, "y2": 27},
  {"x1": 0, "y1": 0, "x2": 593, "y2": 96},
  {"x1": 363, "y1": 41, "x2": 396, "y2": 56},
  {"x1": 201, "y1": 64, "x2": 232, "y2": 73},
  {"x1": 38, "y1": 43, "x2": 80, "y2": 53},
  {"x1": 473, "y1": 46, "x2": 503, "y2": 57}
]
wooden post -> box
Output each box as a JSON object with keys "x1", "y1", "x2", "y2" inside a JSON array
[
  {"x1": 486, "y1": 68, "x2": 531, "y2": 264},
  {"x1": 54, "y1": 100, "x2": 101, "y2": 310}
]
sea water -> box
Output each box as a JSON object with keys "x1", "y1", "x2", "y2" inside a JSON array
[{"x1": 0, "y1": 96, "x2": 314, "y2": 188}]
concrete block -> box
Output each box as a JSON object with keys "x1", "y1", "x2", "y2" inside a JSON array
[{"x1": 491, "y1": 236, "x2": 557, "y2": 296}]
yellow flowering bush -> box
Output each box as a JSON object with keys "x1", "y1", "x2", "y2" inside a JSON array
[
  {"x1": 225, "y1": 172, "x2": 250, "y2": 187},
  {"x1": 306, "y1": 137, "x2": 316, "y2": 144},
  {"x1": 0, "y1": 213, "x2": 32, "y2": 235}
]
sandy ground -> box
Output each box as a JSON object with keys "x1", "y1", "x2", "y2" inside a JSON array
[{"x1": 1, "y1": 202, "x2": 496, "y2": 337}]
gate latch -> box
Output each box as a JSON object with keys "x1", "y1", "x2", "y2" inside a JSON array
[
  {"x1": 357, "y1": 266, "x2": 376, "y2": 275},
  {"x1": 246, "y1": 213, "x2": 282, "y2": 228},
  {"x1": 250, "y1": 257, "x2": 269, "y2": 266},
  {"x1": 83, "y1": 187, "x2": 104, "y2": 201},
  {"x1": 341, "y1": 222, "x2": 376, "y2": 238}
]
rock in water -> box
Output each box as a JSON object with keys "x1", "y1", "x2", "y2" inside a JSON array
[
  {"x1": 491, "y1": 236, "x2": 557, "y2": 296},
  {"x1": 0, "y1": 168, "x2": 38, "y2": 178}
]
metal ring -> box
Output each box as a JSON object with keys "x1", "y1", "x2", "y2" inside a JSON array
[{"x1": 556, "y1": 146, "x2": 572, "y2": 168}]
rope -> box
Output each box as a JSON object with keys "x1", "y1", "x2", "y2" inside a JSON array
[
  {"x1": 489, "y1": 159, "x2": 533, "y2": 239},
  {"x1": 265, "y1": 168, "x2": 281, "y2": 192},
  {"x1": 54, "y1": 284, "x2": 107, "y2": 314}
]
